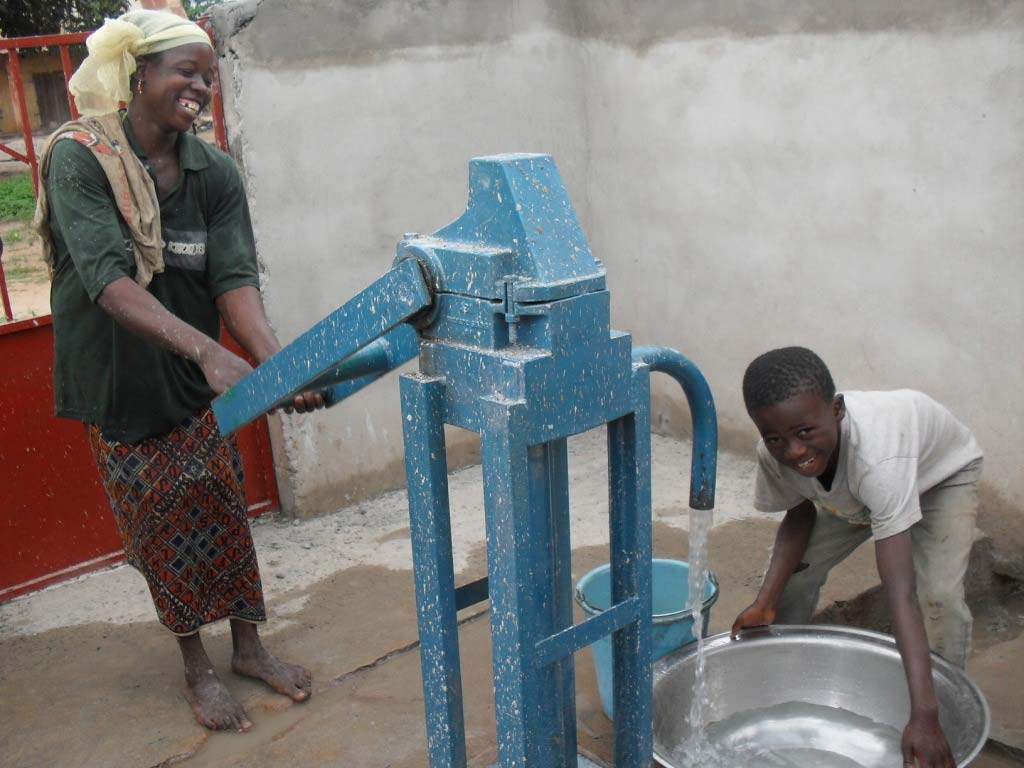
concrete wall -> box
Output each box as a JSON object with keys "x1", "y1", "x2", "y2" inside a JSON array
[
  {"x1": 576, "y1": 2, "x2": 1024, "y2": 543},
  {"x1": 212, "y1": 0, "x2": 1024, "y2": 527},
  {"x1": 212, "y1": 0, "x2": 591, "y2": 516}
]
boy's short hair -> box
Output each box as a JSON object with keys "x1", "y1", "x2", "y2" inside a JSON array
[{"x1": 742, "y1": 346, "x2": 836, "y2": 413}]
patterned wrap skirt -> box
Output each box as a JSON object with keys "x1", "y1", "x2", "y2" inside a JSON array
[{"x1": 87, "y1": 407, "x2": 266, "y2": 635}]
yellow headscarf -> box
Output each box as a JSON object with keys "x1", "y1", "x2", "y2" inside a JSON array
[{"x1": 69, "y1": 10, "x2": 213, "y2": 117}]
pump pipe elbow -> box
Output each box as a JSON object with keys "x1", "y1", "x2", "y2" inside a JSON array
[{"x1": 631, "y1": 346, "x2": 718, "y2": 510}]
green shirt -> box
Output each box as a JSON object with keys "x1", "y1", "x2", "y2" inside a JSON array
[{"x1": 46, "y1": 119, "x2": 259, "y2": 442}]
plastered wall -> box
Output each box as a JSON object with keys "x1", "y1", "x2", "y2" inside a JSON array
[
  {"x1": 212, "y1": 0, "x2": 591, "y2": 516},
  {"x1": 577, "y1": 3, "x2": 1024, "y2": 544},
  {"x1": 212, "y1": 0, "x2": 1023, "y2": 528}
]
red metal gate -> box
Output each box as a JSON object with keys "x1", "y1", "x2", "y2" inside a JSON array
[{"x1": 0, "y1": 26, "x2": 279, "y2": 602}]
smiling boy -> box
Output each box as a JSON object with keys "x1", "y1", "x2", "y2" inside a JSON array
[{"x1": 731, "y1": 347, "x2": 982, "y2": 768}]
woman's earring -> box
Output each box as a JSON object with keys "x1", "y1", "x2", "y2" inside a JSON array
[{"x1": 137, "y1": 80, "x2": 144, "y2": 95}]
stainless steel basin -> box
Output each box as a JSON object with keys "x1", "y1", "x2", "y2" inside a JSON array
[{"x1": 653, "y1": 625, "x2": 989, "y2": 768}]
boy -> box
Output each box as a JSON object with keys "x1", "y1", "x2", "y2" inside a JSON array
[{"x1": 731, "y1": 347, "x2": 982, "y2": 768}]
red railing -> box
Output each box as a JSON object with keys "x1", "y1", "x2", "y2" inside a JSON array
[
  {"x1": 0, "y1": 32, "x2": 88, "y2": 196},
  {"x1": 0, "y1": 240, "x2": 12, "y2": 321},
  {"x1": 0, "y1": 32, "x2": 88, "y2": 322}
]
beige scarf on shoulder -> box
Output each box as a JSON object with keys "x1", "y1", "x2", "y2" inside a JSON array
[{"x1": 33, "y1": 112, "x2": 164, "y2": 288}]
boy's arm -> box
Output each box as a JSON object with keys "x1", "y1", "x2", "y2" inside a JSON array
[
  {"x1": 875, "y1": 530, "x2": 955, "y2": 768},
  {"x1": 731, "y1": 500, "x2": 816, "y2": 635}
]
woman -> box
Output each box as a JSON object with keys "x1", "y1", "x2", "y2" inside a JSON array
[{"x1": 35, "y1": 10, "x2": 322, "y2": 732}]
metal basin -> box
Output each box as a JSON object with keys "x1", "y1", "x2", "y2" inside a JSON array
[{"x1": 653, "y1": 625, "x2": 989, "y2": 768}]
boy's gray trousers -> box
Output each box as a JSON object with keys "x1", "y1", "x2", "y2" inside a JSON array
[{"x1": 773, "y1": 459, "x2": 983, "y2": 668}]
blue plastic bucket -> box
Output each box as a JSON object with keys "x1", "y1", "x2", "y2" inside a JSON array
[{"x1": 574, "y1": 558, "x2": 719, "y2": 719}]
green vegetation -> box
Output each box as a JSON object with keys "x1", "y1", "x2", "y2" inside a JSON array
[
  {"x1": 3, "y1": 262, "x2": 43, "y2": 281},
  {"x1": 0, "y1": 0, "x2": 129, "y2": 38},
  {"x1": 182, "y1": 0, "x2": 226, "y2": 20},
  {"x1": 0, "y1": 0, "x2": 225, "y2": 36},
  {"x1": 0, "y1": 218, "x2": 47, "y2": 289},
  {"x1": 0, "y1": 173, "x2": 36, "y2": 222}
]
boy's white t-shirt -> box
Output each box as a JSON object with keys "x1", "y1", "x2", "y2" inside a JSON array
[{"x1": 753, "y1": 390, "x2": 983, "y2": 540}]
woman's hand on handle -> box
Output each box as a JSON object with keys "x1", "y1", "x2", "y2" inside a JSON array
[
  {"x1": 279, "y1": 390, "x2": 326, "y2": 414},
  {"x1": 197, "y1": 343, "x2": 253, "y2": 394}
]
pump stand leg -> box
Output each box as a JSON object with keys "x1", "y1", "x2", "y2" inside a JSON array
[
  {"x1": 482, "y1": 402, "x2": 574, "y2": 766},
  {"x1": 544, "y1": 436, "x2": 577, "y2": 761},
  {"x1": 606, "y1": 365, "x2": 654, "y2": 766},
  {"x1": 401, "y1": 375, "x2": 466, "y2": 768}
]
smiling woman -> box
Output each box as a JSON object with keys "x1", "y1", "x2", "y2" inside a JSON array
[
  {"x1": 136, "y1": 44, "x2": 212, "y2": 123},
  {"x1": 29, "y1": 8, "x2": 324, "y2": 735}
]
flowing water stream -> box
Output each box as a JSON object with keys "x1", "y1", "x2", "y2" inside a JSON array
[{"x1": 682, "y1": 506, "x2": 716, "y2": 762}]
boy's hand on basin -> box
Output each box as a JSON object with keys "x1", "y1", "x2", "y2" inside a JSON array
[
  {"x1": 902, "y1": 710, "x2": 955, "y2": 768},
  {"x1": 730, "y1": 600, "x2": 776, "y2": 638}
]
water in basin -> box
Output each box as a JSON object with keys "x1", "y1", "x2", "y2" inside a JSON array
[
  {"x1": 652, "y1": 625, "x2": 989, "y2": 768},
  {"x1": 668, "y1": 701, "x2": 903, "y2": 768}
]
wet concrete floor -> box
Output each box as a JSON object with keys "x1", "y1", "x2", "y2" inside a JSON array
[{"x1": 1, "y1": 431, "x2": 1020, "y2": 767}]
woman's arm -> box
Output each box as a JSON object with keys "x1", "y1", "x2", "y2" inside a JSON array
[
  {"x1": 731, "y1": 499, "x2": 817, "y2": 635},
  {"x1": 214, "y1": 285, "x2": 324, "y2": 413},
  {"x1": 875, "y1": 530, "x2": 955, "y2": 768},
  {"x1": 214, "y1": 285, "x2": 278, "y2": 364},
  {"x1": 98, "y1": 276, "x2": 251, "y2": 393}
]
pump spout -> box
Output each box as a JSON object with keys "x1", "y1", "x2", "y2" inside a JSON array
[{"x1": 632, "y1": 346, "x2": 718, "y2": 510}]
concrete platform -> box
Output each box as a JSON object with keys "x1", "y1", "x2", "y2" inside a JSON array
[
  {"x1": 1, "y1": 430, "x2": 1020, "y2": 767},
  {"x1": 969, "y1": 633, "x2": 1024, "y2": 754}
]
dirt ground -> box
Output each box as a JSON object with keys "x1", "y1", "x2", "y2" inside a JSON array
[
  {"x1": 0, "y1": 218, "x2": 49, "y2": 321},
  {"x1": 0, "y1": 131, "x2": 50, "y2": 322},
  {"x1": 1, "y1": 430, "x2": 1021, "y2": 768}
]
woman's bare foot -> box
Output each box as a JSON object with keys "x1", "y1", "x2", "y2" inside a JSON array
[
  {"x1": 230, "y1": 619, "x2": 313, "y2": 702},
  {"x1": 183, "y1": 668, "x2": 254, "y2": 732},
  {"x1": 231, "y1": 648, "x2": 313, "y2": 701},
  {"x1": 176, "y1": 632, "x2": 253, "y2": 732}
]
